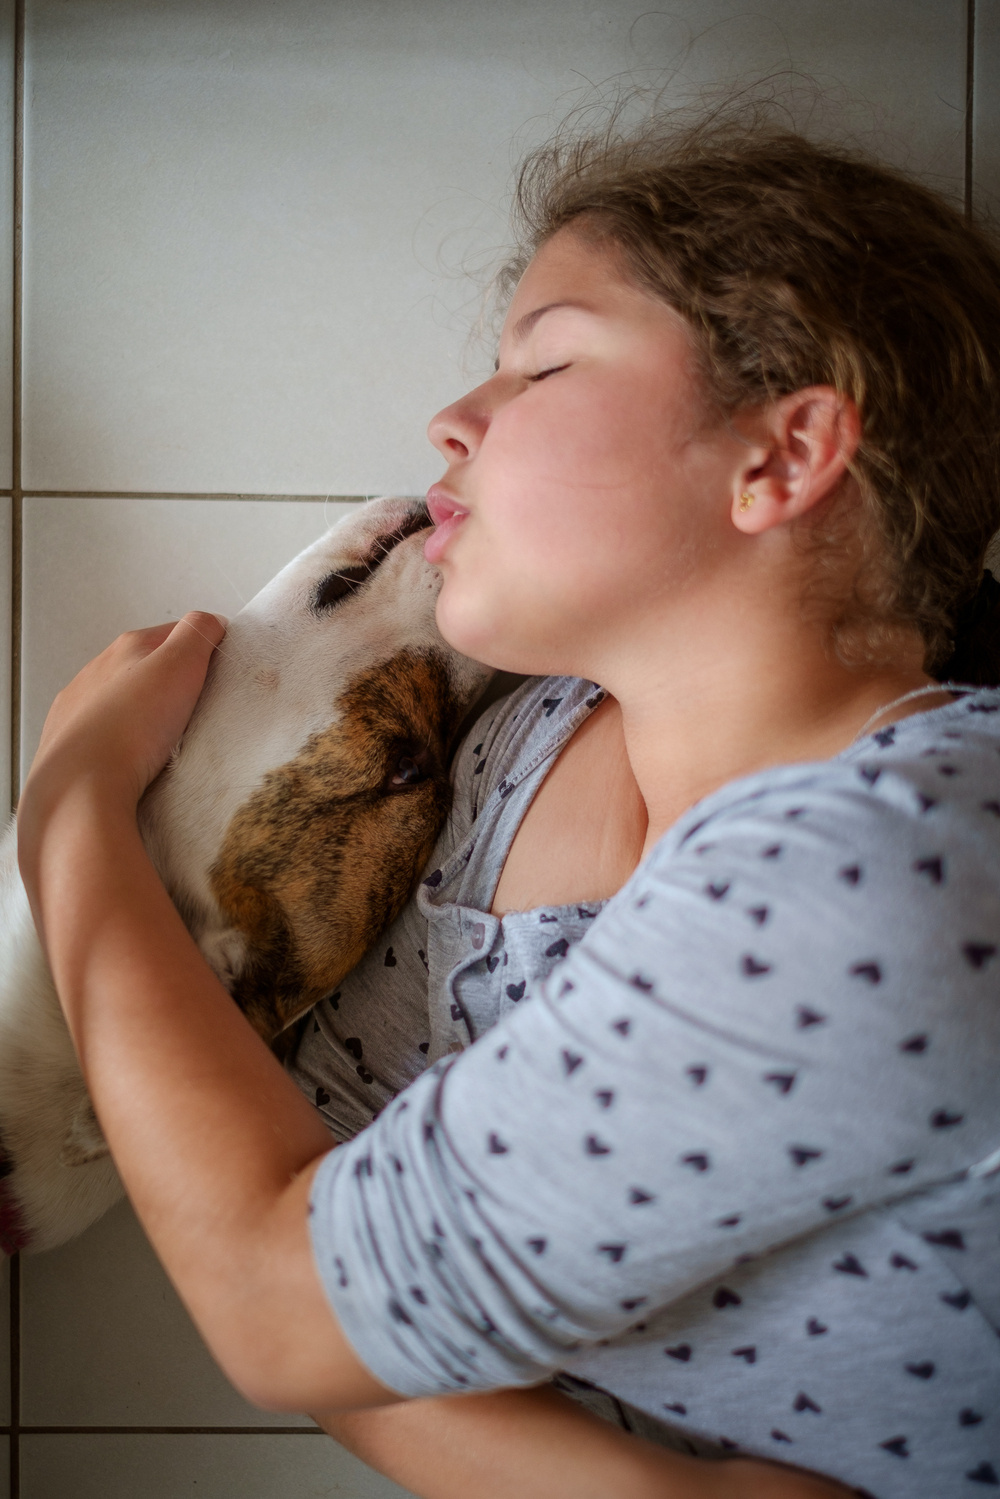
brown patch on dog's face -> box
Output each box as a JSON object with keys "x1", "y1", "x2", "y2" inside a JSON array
[{"x1": 208, "y1": 649, "x2": 465, "y2": 1042}]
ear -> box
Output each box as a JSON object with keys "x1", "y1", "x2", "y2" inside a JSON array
[
  {"x1": 60, "y1": 1096, "x2": 110, "y2": 1167},
  {"x1": 198, "y1": 926, "x2": 249, "y2": 993},
  {"x1": 730, "y1": 387, "x2": 861, "y2": 535}
]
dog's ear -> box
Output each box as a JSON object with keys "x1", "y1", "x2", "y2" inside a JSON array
[
  {"x1": 60, "y1": 1097, "x2": 110, "y2": 1167},
  {"x1": 198, "y1": 927, "x2": 250, "y2": 992}
]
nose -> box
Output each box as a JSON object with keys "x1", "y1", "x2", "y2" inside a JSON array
[{"x1": 427, "y1": 380, "x2": 493, "y2": 464}]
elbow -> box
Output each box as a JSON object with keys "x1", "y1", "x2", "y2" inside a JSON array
[
  {"x1": 202, "y1": 1296, "x2": 393, "y2": 1417},
  {"x1": 224, "y1": 1366, "x2": 310, "y2": 1417},
  {"x1": 226, "y1": 1363, "x2": 392, "y2": 1420},
  {"x1": 209, "y1": 1325, "x2": 336, "y2": 1415},
  {"x1": 178, "y1": 1174, "x2": 389, "y2": 1415}
]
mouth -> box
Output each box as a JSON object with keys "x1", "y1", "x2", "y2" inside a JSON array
[{"x1": 424, "y1": 486, "x2": 469, "y2": 564}]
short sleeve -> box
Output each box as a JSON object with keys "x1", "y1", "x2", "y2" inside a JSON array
[{"x1": 309, "y1": 743, "x2": 1000, "y2": 1398}]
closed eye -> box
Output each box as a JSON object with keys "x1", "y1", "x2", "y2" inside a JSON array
[
  {"x1": 528, "y1": 364, "x2": 569, "y2": 382},
  {"x1": 313, "y1": 564, "x2": 374, "y2": 610},
  {"x1": 313, "y1": 509, "x2": 430, "y2": 612}
]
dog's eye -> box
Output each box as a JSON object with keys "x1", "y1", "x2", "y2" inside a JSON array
[
  {"x1": 314, "y1": 513, "x2": 429, "y2": 612},
  {"x1": 313, "y1": 564, "x2": 374, "y2": 610},
  {"x1": 384, "y1": 744, "x2": 434, "y2": 792},
  {"x1": 388, "y1": 755, "x2": 426, "y2": 788}
]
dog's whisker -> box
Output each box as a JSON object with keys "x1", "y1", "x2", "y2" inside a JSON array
[
  {"x1": 167, "y1": 614, "x2": 240, "y2": 664},
  {"x1": 324, "y1": 568, "x2": 372, "y2": 588},
  {"x1": 0, "y1": 496, "x2": 492, "y2": 1262},
  {"x1": 209, "y1": 558, "x2": 248, "y2": 607},
  {"x1": 164, "y1": 614, "x2": 259, "y2": 675}
]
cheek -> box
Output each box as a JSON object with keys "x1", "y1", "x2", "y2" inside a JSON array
[
  {"x1": 433, "y1": 506, "x2": 647, "y2": 669},
  {"x1": 478, "y1": 416, "x2": 658, "y2": 563},
  {"x1": 431, "y1": 377, "x2": 720, "y2": 663},
  {"x1": 503, "y1": 385, "x2": 643, "y2": 488}
]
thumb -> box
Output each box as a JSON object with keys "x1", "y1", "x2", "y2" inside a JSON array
[{"x1": 167, "y1": 611, "x2": 229, "y2": 659}]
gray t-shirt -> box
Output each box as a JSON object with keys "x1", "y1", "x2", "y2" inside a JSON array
[{"x1": 294, "y1": 676, "x2": 1000, "y2": 1498}]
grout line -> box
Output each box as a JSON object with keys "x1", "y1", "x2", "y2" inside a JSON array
[
  {"x1": 965, "y1": 0, "x2": 976, "y2": 219},
  {"x1": 4, "y1": 7, "x2": 356, "y2": 1471},
  {"x1": 2, "y1": 0, "x2": 387, "y2": 1481},
  {"x1": 21, "y1": 491, "x2": 370, "y2": 502},
  {"x1": 9, "y1": 0, "x2": 21, "y2": 817},
  {"x1": 18, "y1": 1426, "x2": 325, "y2": 1436}
]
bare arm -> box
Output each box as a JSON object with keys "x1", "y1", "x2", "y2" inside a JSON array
[
  {"x1": 17, "y1": 617, "x2": 854, "y2": 1498},
  {"x1": 17, "y1": 615, "x2": 391, "y2": 1413},
  {"x1": 315, "y1": 1386, "x2": 856, "y2": 1499}
]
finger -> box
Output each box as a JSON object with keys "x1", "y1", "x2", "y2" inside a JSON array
[
  {"x1": 125, "y1": 622, "x2": 181, "y2": 653},
  {"x1": 162, "y1": 611, "x2": 229, "y2": 659}
]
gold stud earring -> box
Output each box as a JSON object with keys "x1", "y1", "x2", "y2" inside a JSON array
[{"x1": 739, "y1": 490, "x2": 756, "y2": 512}]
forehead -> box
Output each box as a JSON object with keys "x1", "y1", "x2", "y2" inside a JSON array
[
  {"x1": 507, "y1": 229, "x2": 629, "y2": 314},
  {"x1": 501, "y1": 226, "x2": 690, "y2": 349}
]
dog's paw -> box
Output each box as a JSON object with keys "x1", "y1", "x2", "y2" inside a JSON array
[{"x1": 60, "y1": 1097, "x2": 110, "y2": 1167}]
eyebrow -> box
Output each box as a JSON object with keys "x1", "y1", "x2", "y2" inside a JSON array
[{"x1": 493, "y1": 300, "x2": 596, "y2": 371}]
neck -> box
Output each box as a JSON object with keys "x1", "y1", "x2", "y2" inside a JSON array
[{"x1": 593, "y1": 605, "x2": 937, "y2": 856}]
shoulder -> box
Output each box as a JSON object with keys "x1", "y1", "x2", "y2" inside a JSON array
[
  {"x1": 448, "y1": 677, "x2": 603, "y2": 826},
  {"x1": 594, "y1": 686, "x2": 1000, "y2": 1033},
  {"x1": 655, "y1": 684, "x2": 1000, "y2": 874}
]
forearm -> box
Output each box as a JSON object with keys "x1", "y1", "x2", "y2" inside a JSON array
[
  {"x1": 316, "y1": 1387, "x2": 859, "y2": 1499},
  {"x1": 21, "y1": 781, "x2": 391, "y2": 1412}
]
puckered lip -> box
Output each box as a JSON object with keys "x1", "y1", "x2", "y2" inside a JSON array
[{"x1": 426, "y1": 484, "x2": 470, "y2": 527}]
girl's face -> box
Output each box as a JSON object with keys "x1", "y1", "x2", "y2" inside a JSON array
[{"x1": 425, "y1": 227, "x2": 751, "y2": 679}]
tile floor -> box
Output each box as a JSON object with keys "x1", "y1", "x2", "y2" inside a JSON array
[{"x1": 0, "y1": 1, "x2": 991, "y2": 1494}]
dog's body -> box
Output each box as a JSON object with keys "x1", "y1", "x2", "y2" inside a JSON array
[{"x1": 0, "y1": 497, "x2": 490, "y2": 1254}]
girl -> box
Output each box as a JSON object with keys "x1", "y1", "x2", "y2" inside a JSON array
[{"x1": 16, "y1": 115, "x2": 1000, "y2": 1498}]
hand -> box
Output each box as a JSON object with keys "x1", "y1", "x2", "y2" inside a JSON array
[{"x1": 18, "y1": 611, "x2": 227, "y2": 889}]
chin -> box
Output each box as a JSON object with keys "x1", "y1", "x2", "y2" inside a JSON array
[
  {"x1": 437, "y1": 618, "x2": 575, "y2": 678},
  {"x1": 435, "y1": 603, "x2": 523, "y2": 675},
  {"x1": 435, "y1": 582, "x2": 590, "y2": 679}
]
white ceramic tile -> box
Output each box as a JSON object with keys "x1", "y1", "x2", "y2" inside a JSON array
[
  {"x1": 20, "y1": 495, "x2": 352, "y2": 778},
  {"x1": 974, "y1": 0, "x2": 1000, "y2": 215},
  {"x1": 20, "y1": 1433, "x2": 415, "y2": 1499},
  {"x1": 23, "y1": 0, "x2": 966, "y2": 496},
  {"x1": 21, "y1": 1197, "x2": 314, "y2": 1428}
]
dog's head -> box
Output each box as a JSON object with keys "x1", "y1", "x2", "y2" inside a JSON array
[{"x1": 141, "y1": 497, "x2": 491, "y2": 1041}]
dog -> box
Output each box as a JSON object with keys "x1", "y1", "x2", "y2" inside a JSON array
[{"x1": 0, "y1": 497, "x2": 491, "y2": 1254}]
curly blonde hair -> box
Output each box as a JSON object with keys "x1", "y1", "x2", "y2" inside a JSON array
[{"x1": 502, "y1": 110, "x2": 1000, "y2": 679}]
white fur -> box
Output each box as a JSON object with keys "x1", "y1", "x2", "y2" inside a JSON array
[{"x1": 0, "y1": 498, "x2": 488, "y2": 1254}]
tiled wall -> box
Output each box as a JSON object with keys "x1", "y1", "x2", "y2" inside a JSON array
[{"x1": 0, "y1": 1, "x2": 992, "y2": 1495}]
